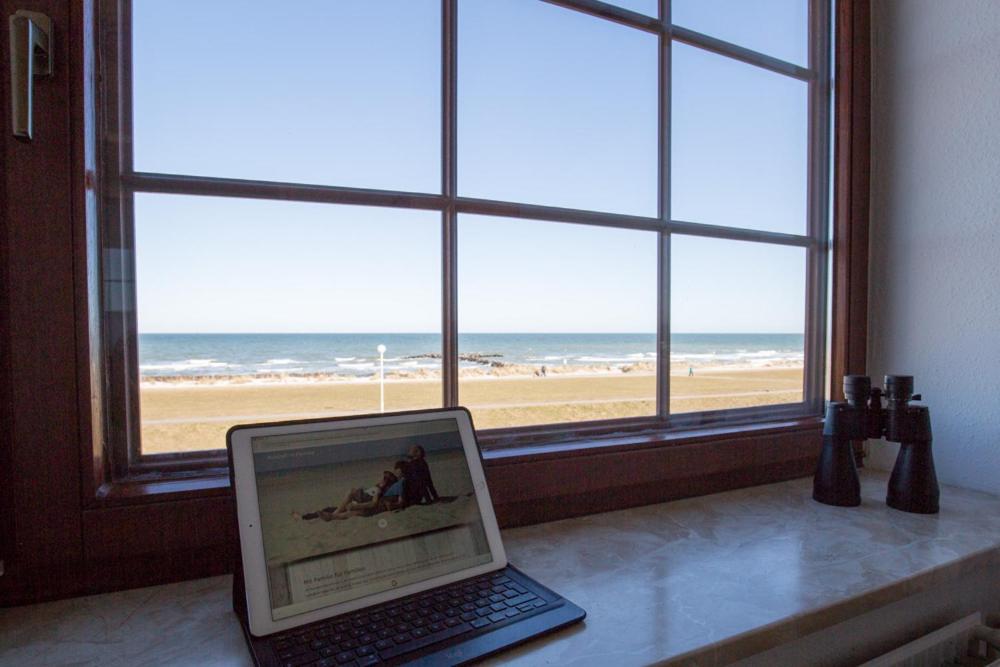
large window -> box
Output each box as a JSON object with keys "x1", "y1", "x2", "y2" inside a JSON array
[{"x1": 102, "y1": 0, "x2": 831, "y2": 464}]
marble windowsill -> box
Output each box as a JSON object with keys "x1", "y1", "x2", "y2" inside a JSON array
[{"x1": 2, "y1": 469, "x2": 1000, "y2": 666}]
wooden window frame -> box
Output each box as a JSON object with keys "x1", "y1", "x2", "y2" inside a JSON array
[{"x1": 0, "y1": 0, "x2": 870, "y2": 605}]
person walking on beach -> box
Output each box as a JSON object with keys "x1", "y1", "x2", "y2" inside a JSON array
[{"x1": 688, "y1": 366, "x2": 694, "y2": 377}]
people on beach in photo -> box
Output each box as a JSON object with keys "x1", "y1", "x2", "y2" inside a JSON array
[
  {"x1": 293, "y1": 468, "x2": 404, "y2": 521},
  {"x1": 405, "y1": 445, "x2": 440, "y2": 505}
]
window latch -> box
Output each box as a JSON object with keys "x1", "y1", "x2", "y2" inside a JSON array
[{"x1": 8, "y1": 9, "x2": 52, "y2": 140}]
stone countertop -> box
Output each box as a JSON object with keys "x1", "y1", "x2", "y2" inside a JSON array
[{"x1": 2, "y1": 470, "x2": 999, "y2": 667}]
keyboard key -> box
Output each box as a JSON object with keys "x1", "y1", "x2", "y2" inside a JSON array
[
  {"x1": 491, "y1": 576, "x2": 511, "y2": 584},
  {"x1": 356, "y1": 645, "x2": 374, "y2": 656},
  {"x1": 518, "y1": 603, "x2": 535, "y2": 612},
  {"x1": 503, "y1": 589, "x2": 520, "y2": 599},
  {"x1": 488, "y1": 612, "x2": 507, "y2": 623},
  {"x1": 476, "y1": 607, "x2": 492, "y2": 617},
  {"x1": 429, "y1": 622, "x2": 443, "y2": 632},
  {"x1": 533, "y1": 599, "x2": 546, "y2": 608},
  {"x1": 379, "y1": 622, "x2": 471, "y2": 661},
  {"x1": 504, "y1": 593, "x2": 539, "y2": 608},
  {"x1": 357, "y1": 656, "x2": 380, "y2": 667},
  {"x1": 490, "y1": 602, "x2": 507, "y2": 612},
  {"x1": 375, "y1": 639, "x2": 393, "y2": 650},
  {"x1": 510, "y1": 584, "x2": 528, "y2": 594},
  {"x1": 334, "y1": 652, "x2": 355, "y2": 665},
  {"x1": 320, "y1": 647, "x2": 336, "y2": 657},
  {"x1": 460, "y1": 612, "x2": 476, "y2": 622},
  {"x1": 393, "y1": 633, "x2": 412, "y2": 644},
  {"x1": 444, "y1": 618, "x2": 461, "y2": 627},
  {"x1": 504, "y1": 608, "x2": 520, "y2": 618},
  {"x1": 471, "y1": 617, "x2": 491, "y2": 629}
]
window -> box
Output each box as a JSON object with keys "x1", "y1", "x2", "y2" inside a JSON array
[{"x1": 102, "y1": 0, "x2": 831, "y2": 467}]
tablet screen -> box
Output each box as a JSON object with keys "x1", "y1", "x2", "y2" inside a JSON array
[{"x1": 250, "y1": 418, "x2": 493, "y2": 621}]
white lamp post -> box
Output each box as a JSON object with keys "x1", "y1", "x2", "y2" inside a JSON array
[{"x1": 377, "y1": 344, "x2": 387, "y2": 413}]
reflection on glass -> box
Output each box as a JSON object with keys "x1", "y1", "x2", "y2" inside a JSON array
[
  {"x1": 134, "y1": 195, "x2": 441, "y2": 453},
  {"x1": 670, "y1": 235, "x2": 805, "y2": 413},
  {"x1": 132, "y1": 0, "x2": 440, "y2": 192},
  {"x1": 459, "y1": 0, "x2": 657, "y2": 216},
  {"x1": 671, "y1": 42, "x2": 808, "y2": 235},
  {"x1": 458, "y1": 215, "x2": 657, "y2": 429},
  {"x1": 672, "y1": 0, "x2": 809, "y2": 66}
]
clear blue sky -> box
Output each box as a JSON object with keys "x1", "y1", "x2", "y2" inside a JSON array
[{"x1": 132, "y1": 0, "x2": 809, "y2": 334}]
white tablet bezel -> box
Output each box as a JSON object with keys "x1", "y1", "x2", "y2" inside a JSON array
[{"x1": 229, "y1": 408, "x2": 508, "y2": 637}]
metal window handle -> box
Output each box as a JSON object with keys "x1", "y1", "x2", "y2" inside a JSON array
[{"x1": 9, "y1": 10, "x2": 52, "y2": 140}]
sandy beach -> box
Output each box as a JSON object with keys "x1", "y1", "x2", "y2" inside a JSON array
[{"x1": 139, "y1": 365, "x2": 803, "y2": 454}]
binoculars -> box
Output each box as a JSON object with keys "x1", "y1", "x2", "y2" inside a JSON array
[{"x1": 813, "y1": 374, "x2": 939, "y2": 514}]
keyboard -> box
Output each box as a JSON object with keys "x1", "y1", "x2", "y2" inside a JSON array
[{"x1": 269, "y1": 568, "x2": 555, "y2": 667}]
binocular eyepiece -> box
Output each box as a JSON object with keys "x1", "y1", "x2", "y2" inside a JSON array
[{"x1": 813, "y1": 374, "x2": 939, "y2": 514}]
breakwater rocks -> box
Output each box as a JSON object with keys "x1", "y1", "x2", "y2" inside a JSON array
[{"x1": 404, "y1": 352, "x2": 508, "y2": 367}]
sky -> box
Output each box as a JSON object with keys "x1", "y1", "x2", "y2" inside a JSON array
[{"x1": 132, "y1": 0, "x2": 811, "y2": 334}]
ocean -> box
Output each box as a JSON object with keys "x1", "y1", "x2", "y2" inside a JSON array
[{"x1": 138, "y1": 333, "x2": 804, "y2": 379}]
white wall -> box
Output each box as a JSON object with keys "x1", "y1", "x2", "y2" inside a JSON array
[{"x1": 868, "y1": 0, "x2": 1000, "y2": 494}]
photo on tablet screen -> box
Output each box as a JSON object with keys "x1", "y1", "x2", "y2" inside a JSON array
[{"x1": 251, "y1": 418, "x2": 493, "y2": 621}]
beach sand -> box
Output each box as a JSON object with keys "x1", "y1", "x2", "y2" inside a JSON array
[
  {"x1": 258, "y1": 450, "x2": 478, "y2": 567},
  {"x1": 139, "y1": 366, "x2": 803, "y2": 454}
]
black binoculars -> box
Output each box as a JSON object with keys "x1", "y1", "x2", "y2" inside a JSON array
[{"x1": 813, "y1": 374, "x2": 940, "y2": 514}]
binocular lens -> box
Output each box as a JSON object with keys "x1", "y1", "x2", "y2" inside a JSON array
[
  {"x1": 884, "y1": 375, "x2": 914, "y2": 402},
  {"x1": 843, "y1": 375, "x2": 871, "y2": 404}
]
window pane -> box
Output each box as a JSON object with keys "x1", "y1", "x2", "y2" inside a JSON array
[
  {"x1": 607, "y1": 0, "x2": 659, "y2": 16},
  {"x1": 671, "y1": 43, "x2": 808, "y2": 235},
  {"x1": 135, "y1": 195, "x2": 441, "y2": 454},
  {"x1": 459, "y1": 0, "x2": 658, "y2": 216},
  {"x1": 670, "y1": 236, "x2": 805, "y2": 414},
  {"x1": 672, "y1": 0, "x2": 809, "y2": 66},
  {"x1": 132, "y1": 1, "x2": 440, "y2": 192},
  {"x1": 458, "y1": 215, "x2": 657, "y2": 429}
]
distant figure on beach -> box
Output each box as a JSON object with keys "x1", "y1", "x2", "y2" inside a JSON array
[
  {"x1": 688, "y1": 366, "x2": 694, "y2": 377},
  {"x1": 293, "y1": 465, "x2": 405, "y2": 521},
  {"x1": 404, "y1": 445, "x2": 439, "y2": 505},
  {"x1": 540, "y1": 365, "x2": 547, "y2": 377}
]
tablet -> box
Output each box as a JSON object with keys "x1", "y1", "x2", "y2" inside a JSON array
[{"x1": 228, "y1": 408, "x2": 508, "y2": 637}]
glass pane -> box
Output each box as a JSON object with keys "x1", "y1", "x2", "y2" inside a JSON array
[
  {"x1": 458, "y1": 215, "x2": 657, "y2": 429},
  {"x1": 459, "y1": 0, "x2": 658, "y2": 216},
  {"x1": 135, "y1": 195, "x2": 441, "y2": 454},
  {"x1": 608, "y1": 0, "x2": 659, "y2": 16},
  {"x1": 671, "y1": 42, "x2": 808, "y2": 235},
  {"x1": 132, "y1": 1, "x2": 440, "y2": 192},
  {"x1": 670, "y1": 236, "x2": 805, "y2": 413},
  {"x1": 672, "y1": 0, "x2": 809, "y2": 66}
]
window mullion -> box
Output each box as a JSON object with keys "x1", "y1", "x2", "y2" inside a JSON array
[
  {"x1": 803, "y1": 0, "x2": 833, "y2": 413},
  {"x1": 442, "y1": 0, "x2": 459, "y2": 408},
  {"x1": 657, "y1": 0, "x2": 671, "y2": 421}
]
